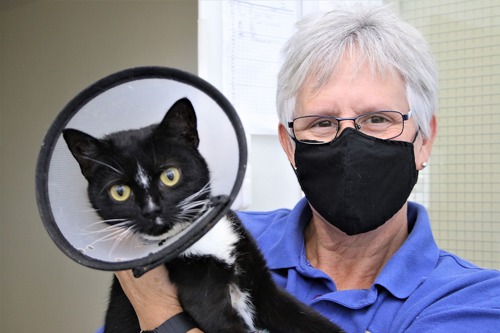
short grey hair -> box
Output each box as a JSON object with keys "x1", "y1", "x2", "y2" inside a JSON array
[{"x1": 277, "y1": 4, "x2": 438, "y2": 139}]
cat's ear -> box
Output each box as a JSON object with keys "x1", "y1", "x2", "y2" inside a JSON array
[
  {"x1": 157, "y1": 98, "x2": 200, "y2": 147},
  {"x1": 63, "y1": 128, "x2": 103, "y2": 177}
]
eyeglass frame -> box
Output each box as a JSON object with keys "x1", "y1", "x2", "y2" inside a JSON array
[{"x1": 288, "y1": 110, "x2": 413, "y2": 144}]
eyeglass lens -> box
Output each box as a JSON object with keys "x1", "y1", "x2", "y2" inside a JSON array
[{"x1": 292, "y1": 111, "x2": 405, "y2": 143}]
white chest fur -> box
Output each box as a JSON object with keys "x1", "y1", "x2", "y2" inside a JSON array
[
  {"x1": 181, "y1": 216, "x2": 239, "y2": 265},
  {"x1": 180, "y1": 216, "x2": 257, "y2": 330}
]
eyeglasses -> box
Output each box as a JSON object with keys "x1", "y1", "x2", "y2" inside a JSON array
[{"x1": 288, "y1": 110, "x2": 412, "y2": 144}]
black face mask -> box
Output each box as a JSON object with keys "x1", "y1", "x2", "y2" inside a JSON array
[{"x1": 294, "y1": 127, "x2": 418, "y2": 235}]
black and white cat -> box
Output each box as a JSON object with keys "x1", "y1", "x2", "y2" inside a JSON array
[{"x1": 63, "y1": 98, "x2": 344, "y2": 333}]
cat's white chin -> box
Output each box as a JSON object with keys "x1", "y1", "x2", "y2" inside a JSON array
[{"x1": 139, "y1": 221, "x2": 191, "y2": 241}]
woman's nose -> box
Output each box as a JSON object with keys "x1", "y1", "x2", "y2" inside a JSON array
[{"x1": 335, "y1": 119, "x2": 359, "y2": 138}]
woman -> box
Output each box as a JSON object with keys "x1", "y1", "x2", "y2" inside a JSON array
[{"x1": 111, "y1": 5, "x2": 500, "y2": 333}]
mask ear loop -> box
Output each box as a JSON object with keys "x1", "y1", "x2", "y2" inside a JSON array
[
  {"x1": 412, "y1": 128, "x2": 429, "y2": 169},
  {"x1": 411, "y1": 128, "x2": 420, "y2": 143}
]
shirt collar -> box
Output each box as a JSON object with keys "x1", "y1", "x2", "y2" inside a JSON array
[
  {"x1": 256, "y1": 199, "x2": 440, "y2": 299},
  {"x1": 374, "y1": 201, "x2": 440, "y2": 298}
]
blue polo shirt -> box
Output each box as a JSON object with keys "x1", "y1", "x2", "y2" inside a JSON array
[{"x1": 237, "y1": 199, "x2": 500, "y2": 333}]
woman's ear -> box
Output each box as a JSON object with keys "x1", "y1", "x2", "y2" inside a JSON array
[
  {"x1": 278, "y1": 123, "x2": 297, "y2": 169},
  {"x1": 416, "y1": 115, "x2": 437, "y2": 170}
]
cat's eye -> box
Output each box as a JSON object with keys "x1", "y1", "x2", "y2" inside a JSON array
[
  {"x1": 109, "y1": 185, "x2": 131, "y2": 201},
  {"x1": 160, "y1": 167, "x2": 181, "y2": 187}
]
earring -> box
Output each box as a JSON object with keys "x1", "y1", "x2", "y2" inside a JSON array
[{"x1": 422, "y1": 162, "x2": 428, "y2": 168}]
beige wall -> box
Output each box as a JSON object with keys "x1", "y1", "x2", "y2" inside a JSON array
[
  {"x1": 390, "y1": 0, "x2": 500, "y2": 270},
  {"x1": 0, "y1": 1, "x2": 198, "y2": 331}
]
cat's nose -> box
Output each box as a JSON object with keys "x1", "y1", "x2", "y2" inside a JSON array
[{"x1": 142, "y1": 202, "x2": 161, "y2": 219}]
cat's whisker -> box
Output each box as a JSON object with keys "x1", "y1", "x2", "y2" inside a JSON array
[
  {"x1": 80, "y1": 156, "x2": 123, "y2": 175},
  {"x1": 126, "y1": 226, "x2": 143, "y2": 247},
  {"x1": 151, "y1": 140, "x2": 158, "y2": 166},
  {"x1": 98, "y1": 178, "x2": 122, "y2": 196},
  {"x1": 71, "y1": 220, "x2": 130, "y2": 238},
  {"x1": 87, "y1": 218, "x2": 129, "y2": 227},
  {"x1": 179, "y1": 196, "x2": 211, "y2": 210},
  {"x1": 79, "y1": 219, "x2": 129, "y2": 232},
  {"x1": 180, "y1": 183, "x2": 211, "y2": 202},
  {"x1": 178, "y1": 183, "x2": 211, "y2": 206},
  {"x1": 174, "y1": 183, "x2": 213, "y2": 224},
  {"x1": 179, "y1": 209, "x2": 205, "y2": 219},
  {"x1": 88, "y1": 223, "x2": 134, "y2": 246},
  {"x1": 84, "y1": 222, "x2": 131, "y2": 236},
  {"x1": 73, "y1": 208, "x2": 100, "y2": 213},
  {"x1": 109, "y1": 224, "x2": 136, "y2": 255},
  {"x1": 92, "y1": 227, "x2": 127, "y2": 243},
  {"x1": 181, "y1": 198, "x2": 211, "y2": 210}
]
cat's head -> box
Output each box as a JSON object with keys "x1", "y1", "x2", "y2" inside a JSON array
[{"x1": 63, "y1": 98, "x2": 211, "y2": 240}]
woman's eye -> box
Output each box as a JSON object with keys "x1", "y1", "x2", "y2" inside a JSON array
[
  {"x1": 366, "y1": 115, "x2": 388, "y2": 123},
  {"x1": 312, "y1": 119, "x2": 334, "y2": 128},
  {"x1": 160, "y1": 167, "x2": 181, "y2": 187},
  {"x1": 109, "y1": 185, "x2": 131, "y2": 202},
  {"x1": 361, "y1": 113, "x2": 397, "y2": 124}
]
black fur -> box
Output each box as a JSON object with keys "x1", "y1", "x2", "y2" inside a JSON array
[{"x1": 64, "y1": 98, "x2": 344, "y2": 333}]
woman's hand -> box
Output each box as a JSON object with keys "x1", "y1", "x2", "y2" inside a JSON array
[{"x1": 115, "y1": 265, "x2": 183, "y2": 330}]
